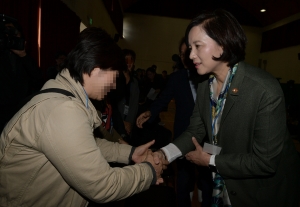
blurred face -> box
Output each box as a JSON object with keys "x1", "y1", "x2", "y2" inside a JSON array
[
  {"x1": 55, "y1": 55, "x2": 66, "y2": 66},
  {"x1": 188, "y1": 25, "x2": 226, "y2": 75},
  {"x1": 125, "y1": 55, "x2": 134, "y2": 72},
  {"x1": 147, "y1": 71, "x2": 155, "y2": 81},
  {"x1": 83, "y1": 67, "x2": 118, "y2": 100},
  {"x1": 5, "y1": 23, "x2": 21, "y2": 37}
]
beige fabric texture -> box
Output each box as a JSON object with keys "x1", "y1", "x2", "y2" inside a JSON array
[{"x1": 0, "y1": 70, "x2": 153, "y2": 207}]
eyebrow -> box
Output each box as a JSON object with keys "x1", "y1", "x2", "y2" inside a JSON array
[{"x1": 192, "y1": 40, "x2": 201, "y2": 44}]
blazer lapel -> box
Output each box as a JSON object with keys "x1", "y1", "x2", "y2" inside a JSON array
[{"x1": 220, "y1": 62, "x2": 246, "y2": 125}]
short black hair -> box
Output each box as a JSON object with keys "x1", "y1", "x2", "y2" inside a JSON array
[
  {"x1": 146, "y1": 66, "x2": 156, "y2": 74},
  {"x1": 62, "y1": 27, "x2": 126, "y2": 84},
  {"x1": 2, "y1": 14, "x2": 24, "y2": 37},
  {"x1": 185, "y1": 9, "x2": 247, "y2": 68},
  {"x1": 123, "y1": 49, "x2": 136, "y2": 62}
]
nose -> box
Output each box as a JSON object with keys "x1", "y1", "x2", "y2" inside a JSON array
[{"x1": 189, "y1": 49, "x2": 195, "y2": 60}]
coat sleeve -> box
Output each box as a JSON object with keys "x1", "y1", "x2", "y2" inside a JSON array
[
  {"x1": 41, "y1": 101, "x2": 154, "y2": 203},
  {"x1": 94, "y1": 137, "x2": 132, "y2": 164}
]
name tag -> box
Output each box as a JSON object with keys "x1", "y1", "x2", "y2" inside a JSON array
[
  {"x1": 203, "y1": 142, "x2": 222, "y2": 155},
  {"x1": 124, "y1": 105, "x2": 129, "y2": 115}
]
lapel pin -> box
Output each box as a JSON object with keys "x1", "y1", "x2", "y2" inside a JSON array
[{"x1": 232, "y1": 88, "x2": 238, "y2": 93}]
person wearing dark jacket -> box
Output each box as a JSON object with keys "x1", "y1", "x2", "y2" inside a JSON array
[
  {"x1": 155, "y1": 9, "x2": 300, "y2": 207},
  {"x1": 0, "y1": 17, "x2": 41, "y2": 131}
]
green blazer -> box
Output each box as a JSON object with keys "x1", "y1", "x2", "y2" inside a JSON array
[{"x1": 173, "y1": 62, "x2": 300, "y2": 207}]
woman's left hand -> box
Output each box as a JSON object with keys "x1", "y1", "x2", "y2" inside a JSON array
[{"x1": 185, "y1": 137, "x2": 211, "y2": 166}]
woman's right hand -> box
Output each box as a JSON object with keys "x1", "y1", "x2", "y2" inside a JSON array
[
  {"x1": 144, "y1": 150, "x2": 164, "y2": 185},
  {"x1": 136, "y1": 111, "x2": 151, "y2": 128}
]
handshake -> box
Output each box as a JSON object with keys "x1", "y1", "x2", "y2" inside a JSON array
[{"x1": 131, "y1": 140, "x2": 169, "y2": 185}]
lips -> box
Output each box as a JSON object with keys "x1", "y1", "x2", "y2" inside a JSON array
[{"x1": 194, "y1": 63, "x2": 201, "y2": 68}]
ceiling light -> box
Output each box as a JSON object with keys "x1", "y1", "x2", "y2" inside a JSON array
[{"x1": 260, "y1": 9, "x2": 266, "y2": 12}]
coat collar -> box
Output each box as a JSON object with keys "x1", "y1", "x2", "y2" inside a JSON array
[{"x1": 54, "y1": 69, "x2": 102, "y2": 128}]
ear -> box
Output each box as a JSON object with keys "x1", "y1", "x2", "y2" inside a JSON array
[
  {"x1": 218, "y1": 45, "x2": 224, "y2": 58},
  {"x1": 90, "y1": 67, "x2": 101, "y2": 77}
]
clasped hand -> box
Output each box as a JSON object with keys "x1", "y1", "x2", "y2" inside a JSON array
[{"x1": 131, "y1": 140, "x2": 169, "y2": 185}]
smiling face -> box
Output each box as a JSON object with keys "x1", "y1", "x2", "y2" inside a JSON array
[
  {"x1": 188, "y1": 25, "x2": 228, "y2": 76},
  {"x1": 83, "y1": 67, "x2": 118, "y2": 100}
]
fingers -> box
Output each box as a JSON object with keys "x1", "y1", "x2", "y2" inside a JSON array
[
  {"x1": 136, "y1": 114, "x2": 145, "y2": 128},
  {"x1": 185, "y1": 153, "x2": 192, "y2": 160},
  {"x1": 153, "y1": 150, "x2": 169, "y2": 170},
  {"x1": 162, "y1": 163, "x2": 168, "y2": 170},
  {"x1": 153, "y1": 152, "x2": 161, "y2": 165},
  {"x1": 143, "y1": 140, "x2": 155, "y2": 149},
  {"x1": 162, "y1": 157, "x2": 169, "y2": 165},
  {"x1": 191, "y1": 137, "x2": 200, "y2": 148},
  {"x1": 155, "y1": 178, "x2": 164, "y2": 185},
  {"x1": 143, "y1": 149, "x2": 152, "y2": 162},
  {"x1": 142, "y1": 151, "x2": 166, "y2": 185},
  {"x1": 136, "y1": 111, "x2": 151, "y2": 128},
  {"x1": 153, "y1": 151, "x2": 163, "y2": 164},
  {"x1": 145, "y1": 152, "x2": 164, "y2": 177}
]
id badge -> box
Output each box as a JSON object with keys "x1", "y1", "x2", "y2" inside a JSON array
[
  {"x1": 123, "y1": 105, "x2": 129, "y2": 115},
  {"x1": 203, "y1": 142, "x2": 222, "y2": 155}
]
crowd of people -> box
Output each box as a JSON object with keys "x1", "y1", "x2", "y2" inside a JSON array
[{"x1": 1, "y1": 8, "x2": 300, "y2": 207}]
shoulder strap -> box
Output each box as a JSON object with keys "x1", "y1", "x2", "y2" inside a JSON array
[
  {"x1": 38, "y1": 88, "x2": 75, "y2": 97},
  {"x1": 15, "y1": 88, "x2": 75, "y2": 116},
  {"x1": 2, "y1": 88, "x2": 75, "y2": 134},
  {"x1": 20, "y1": 88, "x2": 75, "y2": 106}
]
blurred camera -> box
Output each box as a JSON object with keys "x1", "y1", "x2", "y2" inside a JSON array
[{"x1": 0, "y1": 14, "x2": 25, "y2": 51}]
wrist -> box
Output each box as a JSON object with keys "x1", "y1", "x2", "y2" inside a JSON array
[
  {"x1": 143, "y1": 162, "x2": 157, "y2": 185},
  {"x1": 158, "y1": 149, "x2": 166, "y2": 160},
  {"x1": 129, "y1": 147, "x2": 136, "y2": 164},
  {"x1": 207, "y1": 154, "x2": 211, "y2": 167}
]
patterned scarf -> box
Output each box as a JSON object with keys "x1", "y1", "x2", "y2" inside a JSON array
[{"x1": 209, "y1": 63, "x2": 238, "y2": 207}]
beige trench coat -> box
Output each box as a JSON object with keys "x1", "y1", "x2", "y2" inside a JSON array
[{"x1": 0, "y1": 69, "x2": 154, "y2": 207}]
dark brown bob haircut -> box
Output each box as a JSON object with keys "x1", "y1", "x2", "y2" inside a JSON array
[
  {"x1": 185, "y1": 9, "x2": 247, "y2": 68},
  {"x1": 62, "y1": 27, "x2": 126, "y2": 84}
]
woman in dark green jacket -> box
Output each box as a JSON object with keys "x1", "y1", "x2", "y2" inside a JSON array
[{"x1": 157, "y1": 9, "x2": 300, "y2": 207}]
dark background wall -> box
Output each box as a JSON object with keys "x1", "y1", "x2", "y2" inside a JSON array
[{"x1": 0, "y1": 0, "x2": 81, "y2": 81}]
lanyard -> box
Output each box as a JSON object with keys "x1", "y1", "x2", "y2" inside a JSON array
[
  {"x1": 210, "y1": 79, "x2": 230, "y2": 145},
  {"x1": 210, "y1": 97, "x2": 225, "y2": 145}
]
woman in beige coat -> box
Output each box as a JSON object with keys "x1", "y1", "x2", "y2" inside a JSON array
[{"x1": 0, "y1": 27, "x2": 165, "y2": 207}]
